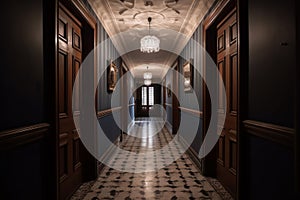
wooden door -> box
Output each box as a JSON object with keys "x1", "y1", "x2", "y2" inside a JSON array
[
  {"x1": 172, "y1": 62, "x2": 179, "y2": 134},
  {"x1": 216, "y1": 10, "x2": 238, "y2": 196},
  {"x1": 58, "y1": 5, "x2": 83, "y2": 199},
  {"x1": 143, "y1": 86, "x2": 153, "y2": 116}
]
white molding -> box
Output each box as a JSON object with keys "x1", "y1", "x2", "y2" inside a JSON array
[
  {"x1": 165, "y1": 121, "x2": 172, "y2": 134},
  {"x1": 127, "y1": 120, "x2": 135, "y2": 132}
]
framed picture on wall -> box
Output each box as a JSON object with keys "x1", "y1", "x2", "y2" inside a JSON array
[
  {"x1": 107, "y1": 59, "x2": 118, "y2": 93},
  {"x1": 183, "y1": 59, "x2": 193, "y2": 92}
]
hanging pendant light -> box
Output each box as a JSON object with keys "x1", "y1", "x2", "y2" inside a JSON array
[
  {"x1": 143, "y1": 66, "x2": 152, "y2": 85},
  {"x1": 140, "y1": 17, "x2": 160, "y2": 53},
  {"x1": 144, "y1": 79, "x2": 152, "y2": 86},
  {"x1": 143, "y1": 66, "x2": 152, "y2": 79}
]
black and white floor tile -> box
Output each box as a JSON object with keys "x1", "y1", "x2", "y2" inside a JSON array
[{"x1": 71, "y1": 118, "x2": 233, "y2": 200}]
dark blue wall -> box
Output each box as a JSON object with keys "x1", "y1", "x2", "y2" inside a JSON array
[
  {"x1": 244, "y1": 0, "x2": 296, "y2": 198},
  {"x1": 0, "y1": 140, "x2": 49, "y2": 199},
  {"x1": 96, "y1": 15, "x2": 122, "y2": 144},
  {"x1": 0, "y1": 0, "x2": 52, "y2": 199},
  {"x1": 129, "y1": 103, "x2": 135, "y2": 121},
  {"x1": 248, "y1": 0, "x2": 296, "y2": 129},
  {"x1": 81, "y1": 0, "x2": 123, "y2": 143},
  {"x1": 99, "y1": 114, "x2": 122, "y2": 144},
  {"x1": 164, "y1": 1, "x2": 297, "y2": 198},
  {"x1": 164, "y1": 25, "x2": 204, "y2": 152},
  {"x1": 177, "y1": 25, "x2": 204, "y2": 153},
  {"x1": 0, "y1": 0, "x2": 44, "y2": 131},
  {"x1": 244, "y1": 135, "x2": 294, "y2": 200},
  {"x1": 81, "y1": 0, "x2": 122, "y2": 111},
  {"x1": 127, "y1": 72, "x2": 135, "y2": 124}
]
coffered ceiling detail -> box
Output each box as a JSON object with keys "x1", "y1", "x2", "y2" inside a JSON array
[{"x1": 87, "y1": 0, "x2": 215, "y2": 80}]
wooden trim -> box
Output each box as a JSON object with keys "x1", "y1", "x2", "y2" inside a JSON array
[
  {"x1": 236, "y1": 0, "x2": 248, "y2": 198},
  {"x1": 179, "y1": 107, "x2": 203, "y2": 118},
  {"x1": 243, "y1": 120, "x2": 294, "y2": 147},
  {"x1": 71, "y1": 0, "x2": 97, "y2": 29},
  {"x1": 296, "y1": 0, "x2": 300, "y2": 194},
  {"x1": 202, "y1": 1, "x2": 239, "y2": 197},
  {"x1": 97, "y1": 107, "x2": 122, "y2": 118},
  {"x1": 203, "y1": 0, "x2": 231, "y2": 30},
  {"x1": 54, "y1": 1, "x2": 60, "y2": 199},
  {"x1": 59, "y1": 3, "x2": 82, "y2": 26},
  {"x1": 172, "y1": 60, "x2": 180, "y2": 135},
  {"x1": 55, "y1": 0, "x2": 98, "y2": 199},
  {"x1": 0, "y1": 123, "x2": 50, "y2": 150}
]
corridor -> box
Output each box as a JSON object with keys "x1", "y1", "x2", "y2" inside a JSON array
[
  {"x1": 1, "y1": 0, "x2": 299, "y2": 199},
  {"x1": 71, "y1": 118, "x2": 232, "y2": 199}
]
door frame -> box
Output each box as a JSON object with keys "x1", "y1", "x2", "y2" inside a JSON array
[
  {"x1": 172, "y1": 59, "x2": 180, "y2": 134},
  {"x1": 202, "y1": 0, "x2": 243, "y2": 198},
  {"x1": 54, "y1": 0, "x2": 98, "y2": 198},
  {"x1": 296, "y1": 0, "x2": 300, "y2": 196}
]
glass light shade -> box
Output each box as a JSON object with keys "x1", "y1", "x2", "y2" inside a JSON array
[
  {"x1": 144, "y1": 79, "x2": 152, "y2": 86},
  {"x1": 140, "y1": 35, "x2": 160, "y2": 53},
  {"x1": 184, "y1": 78, "x2": 190, "y2": 87},
  {"x1": 143, "y1": 72, "x2": 152, "y2": 79}
]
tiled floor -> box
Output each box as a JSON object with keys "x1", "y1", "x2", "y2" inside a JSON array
[{"x1": 71, "y1": 118, "x2": 233, "y2": 200}]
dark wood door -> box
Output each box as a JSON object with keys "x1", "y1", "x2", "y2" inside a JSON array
[
  {"x1": 172, "y1": 62, "x2": 179, "y2": 134},
  {"x1": 58, "y1": 5, "x2": 83, "y2": 199},
  {"x1": 216, "y1": 10, "x2": 238, "y2": 196}
]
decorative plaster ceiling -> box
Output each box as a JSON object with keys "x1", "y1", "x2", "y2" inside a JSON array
[{"x1": 88, "y1": 0, "x2": 215, "y2": 80}]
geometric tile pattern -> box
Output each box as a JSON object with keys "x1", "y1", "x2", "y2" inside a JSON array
[{"x1": 71, "y1": 118, "x2": 233, "y2": 200}]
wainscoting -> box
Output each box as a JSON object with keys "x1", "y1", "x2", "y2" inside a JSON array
[
  {"x1": 241, "y1": 120, "x2": 295, "y2": 199},
  {"x1": 0, "y1": 123, "x2": 50, "y2": 150},
  {"x1": 243, "y1": 120, "x2": 294, "y2": 147},
  {"x1": 0, "y1": 123, "x2": 51, "y2": 199},
  {"x1": 97, "y1": 107, "x2": 122, "y2": 173}
]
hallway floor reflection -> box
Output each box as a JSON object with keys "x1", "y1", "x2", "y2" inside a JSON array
[{"x1": 71, "y1": 118, "x2": 233, "y2": 200}]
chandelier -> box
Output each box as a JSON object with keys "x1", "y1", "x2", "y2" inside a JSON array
[
  {"x1": 140, "y1": 17, "x2": 160, "y2": 53},
  {"x1": 143, "y1": 71, "x2": 152, "y2": 79},
  {"x1": 143, "y1": 66, "x2": 152, "y2": 86},
  {"x1": 144, "y1": 79, "x2": 152, "y2": 86}
]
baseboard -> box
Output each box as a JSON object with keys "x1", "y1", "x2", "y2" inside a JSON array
[
  {"x1": 127, "y1": 120, "x2": 135, "y2": 132},
  {"x1": 165, "y1": 121, "x2": 172, "y2": 134},
  {"x1": 177, "y1": 135, "x2": 203, "y2": 173},
  {"x1": 164, "y1": 120, "x2": 203, "y2": 172},
  {"x1": 97, "y1": 138, "x2": 119, "y2": 174}
]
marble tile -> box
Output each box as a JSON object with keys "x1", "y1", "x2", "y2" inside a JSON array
[{"x1": 71, "y1": 118, "x2": 233, "y2": 200}]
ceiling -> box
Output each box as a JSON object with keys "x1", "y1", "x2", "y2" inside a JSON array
[{"x1": 87, "y1": 0, "x2": 215, "y2": 81}]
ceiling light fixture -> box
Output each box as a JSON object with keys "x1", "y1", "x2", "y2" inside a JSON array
[
  {"x1": 140, "y1": 17, "x2": 160, "y2": 53},
  {"x1": 143, "y1": 66, "x2": 152, "y2": 79},
  {"x1": 143, "y1": 66, "x2": 152, "y2": 85},
  {"x1": 144, "y1": 79, "x2": 152, "y2": 86}
]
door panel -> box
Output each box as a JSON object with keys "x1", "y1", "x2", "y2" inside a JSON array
[
  {"x1": 58, "y1": 50, "x2": 68, "y2": 116},
  {"x1": 58, "y1": 5, "x2": 82, "y2": 199},
  {"x1": 216, "y1": 10, "x2": 238, "y2": 196}
]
